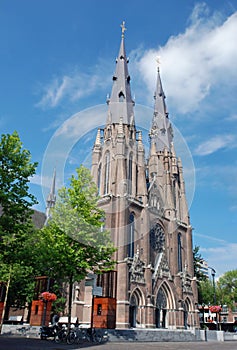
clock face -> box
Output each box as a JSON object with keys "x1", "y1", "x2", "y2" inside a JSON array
[{"x1": 150, "y1": 223, "x2": 165, "y2": 252}]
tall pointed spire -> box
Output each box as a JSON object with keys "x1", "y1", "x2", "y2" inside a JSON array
[
  {"x1": 45, "y1": 168, "x2": 56, "y2": 224},
  {"x1": 149, "y1": 63, "x2": 173, "y2": 151},
  {"x1": 107, "y1": 21, "x2": 135, "y2": 125}
]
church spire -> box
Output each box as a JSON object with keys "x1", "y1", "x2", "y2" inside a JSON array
[
  {"x1": 107, "y1": 21, "x2": 135, "y2": 125},
  {"x1": 45, "y1": 168, "x2": 56, "y2": 224},
  {"x1": 149, "y1": 63, "x2": 173, "y2": 152}
]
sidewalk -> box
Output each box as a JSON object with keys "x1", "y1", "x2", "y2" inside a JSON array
[{"x1": 0, "y1": 337, "x2": 237, "y2": 350}]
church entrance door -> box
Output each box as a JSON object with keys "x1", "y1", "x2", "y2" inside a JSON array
[
  {"x1": 155, "y1": 287, "x2": 167, "y2": 328},
  {"x1": 129, "y1": 294, "x2": 139, "y2": 328}
]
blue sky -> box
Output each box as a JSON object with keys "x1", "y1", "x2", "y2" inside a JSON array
[{"x1": 1, "y1": 0, "x2": 237, "y2": 277}]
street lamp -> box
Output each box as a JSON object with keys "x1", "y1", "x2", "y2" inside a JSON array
[
  {"x1": 41, "y1": 276, "x2": 52, "y2": 327},
  {"x1": 209, "y1": 266, "x2": 219, "y2": 330},
  {"x1": 209, "y1": 267, "x2": 216, "y2": 304}
]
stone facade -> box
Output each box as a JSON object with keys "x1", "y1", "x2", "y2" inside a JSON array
[{"x1": 73, "y1": 24, "x2": 199, "y2": 330}]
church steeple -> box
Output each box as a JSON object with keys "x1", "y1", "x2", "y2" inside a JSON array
[
  {"x1": 107, "y1": 21, "x2": 135, "y2": 125},
  {"x1": 45, "y1": 168, "x2": 56, "y2": 224},
  {"x1": 149, "y1": 64, "x2": 173, "y2": 151}
]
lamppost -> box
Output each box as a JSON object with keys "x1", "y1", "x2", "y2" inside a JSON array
[
  {"x1": 41, "y1": 276, "x2": 52, "y2": 327},
  {"x1": 209, "y1": 267, "x2": 216, "y2": 304},
  {"x1": 209, "y1": 266, "x2": 218, "y2": 330}
]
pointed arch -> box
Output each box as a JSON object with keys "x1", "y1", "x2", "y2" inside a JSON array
[
  {"x1": 155, "y1": 281, "x2": 175, "y2": 328},
  {"x1": 128, "y1": 152, "x2": 133, "y2": 195},
  {"x1": 104, "y1": 151, "x2": 110, "y2": 195},
  {"x1": 183, "y1": 297, "x2": 192, "y2": 329},
  {"x1": 119, "y1": 91, "x2": 125, "y2": 101},
  {"x1": 129, "y1": 287, "x2": 145, "y2": 328},
  {"x1": 177, "y1": 232, "x2": 182, "y2": 272}
]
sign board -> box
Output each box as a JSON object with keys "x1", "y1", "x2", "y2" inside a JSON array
[{"x1": 93, "y1": 286, "x2": 102, "y2": 296}]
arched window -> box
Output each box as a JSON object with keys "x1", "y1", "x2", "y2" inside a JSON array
[
  {"x1": 178, "y1": 233, "x2": 182, "y2": 272},
  {"x1": 119, "y1": 91, "x2": 125, "y2": 102},
  {"x1": 128, "y1": 153, "x2": 133, "y2": 195},
  {"x1": 104, "y1": 152, "x2": 110, "y2": 195},
  {"x1": 128, "y1": 212, "x2": 135, "y2": 258}
]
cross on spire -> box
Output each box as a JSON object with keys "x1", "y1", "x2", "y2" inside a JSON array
[
  {"x1": 121, "y1": 21, "x2": 126, "y2": 37},
  {"x1": 156, "y1": 56, "x2": 161, "y2": 71}
]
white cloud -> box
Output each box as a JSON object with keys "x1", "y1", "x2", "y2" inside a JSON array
[
  {"x1": 200, "y1": 242, "x2": 237, "y2": 277},
  {"x1": 134, "y1": 3, "x2": 237, "y2": 114},
  {"x1": 226, "y1": 114, "x2": 237, "y2": 121},
  {"x1": 195, "y1": 232, "x2": 237, "y2": 276},
  {"x1": 29, "y1": 174, "x2": 42, "y2": 186},
  {"x1": 37, "y1": 64, "x2": 111, "y2": 109},
  {"x1": 194, "y1": 134, "x2": 235, "y2": 155},
  {"x1": 195, "y1": 232, "x2": 226, "y2": 244},
  {"x1": 36, "y1": 4, "x2": 237, "y2": 118},
  {"x1": 30, "y1": 173, "x2": 62, "y2": 190}
]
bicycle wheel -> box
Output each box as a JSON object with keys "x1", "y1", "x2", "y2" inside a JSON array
[
  {"x1": 95, "y1": 333, "x2": 103, "y2": 343},
  {"x1": 67, "y1": 331, "x2": 76, "y2": 345},
  {"x1": 55, "y1": 329, "x2": 67, "y2": 343}
]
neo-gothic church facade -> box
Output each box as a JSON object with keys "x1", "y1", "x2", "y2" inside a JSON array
[{"x1": 73, "y1": 25, "x2": 199, "y2": 329}]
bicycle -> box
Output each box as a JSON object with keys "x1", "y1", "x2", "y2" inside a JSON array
[
  {"x1": 54, "y1": 324, "x2": 67, "y2": 343},
  {"x1": 66, "y1": 326, "x2": 86, "y2": 345},
  {"x1": 84, "y1": 327, "x2": 108, "y2": 343}
]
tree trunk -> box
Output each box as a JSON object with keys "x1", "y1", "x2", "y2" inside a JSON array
[
  {"x1": 67, "y1": 274, "x2": 73, "y2": 333},
  {"x1": 0, "y1": 268, "x2": 11, "y2": 334}
]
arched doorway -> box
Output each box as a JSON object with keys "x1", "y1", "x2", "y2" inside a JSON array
[
  {"x1": 183, "y1": 302, "x2": 188, "y2": 329},
  {"x1": 184, "y1": 298, "x2": 191, "y2": 329},
  {"x1": 155, "y1": 288, "x2": 167, "y2": 328},
  {"x1": 129, "y1": 289, "x2": 145, "y2": 328},
  {"x1": 129, "y1": 294, "x2": 137, "y2": 328}
]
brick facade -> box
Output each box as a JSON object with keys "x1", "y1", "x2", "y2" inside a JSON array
[{"x1": 72, "y1": 24, "x2": 199, "y2": 330}]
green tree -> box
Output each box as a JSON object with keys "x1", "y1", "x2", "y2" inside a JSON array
[
  {"x1": 198, "y1": 278, "x2": 215, "y2": 305},
  {"x1": 0, "y1": 131, "x2": 38, "y2": 262},
  {"x1": 33, "y1": 165, "x2": 115, "y2": 326},
  {"x1": 217, "y1": 269, "x2": 237, "y2": 309},
  {"x1": 0, "y1": 131, "x2": 38, "y2": 330},
  {"x1": 193, "y1": 245, "x2": 207, "y2": 282},
  {"x1": 193, "y1": 245, "x2": 209, "y2": 304}
]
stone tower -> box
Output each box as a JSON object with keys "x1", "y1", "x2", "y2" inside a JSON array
[{"x1": 78, "y1": 23, "x2": 199, "y2": 329}]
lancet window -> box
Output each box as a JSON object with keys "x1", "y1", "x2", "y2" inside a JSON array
[{"x1": 104, "y1": 152, "x2": 110, "y2": 195}]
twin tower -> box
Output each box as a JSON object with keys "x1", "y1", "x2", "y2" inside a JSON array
[{"x1": 76, "y1": 23, "x2": 199, "y2": 329}]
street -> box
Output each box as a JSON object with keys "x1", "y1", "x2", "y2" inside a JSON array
[{"x1": 0, "y1": 337, "x2": 237, "y2": 350}]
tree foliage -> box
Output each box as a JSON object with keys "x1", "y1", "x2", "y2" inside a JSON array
[
  {"x1": 0, "y1": 131, "x2": 38, "y2": 318},
  {"x1": 217, "y1": 269, "x2": 237, "y2": 309},
  {"x1": 198, "y1": 278, "x2": 215, "y2": 305},
  {"x1": 0, "y1": 131, "x2": 38, "y2": 266},
  {"x1": 31, "y1": 165, "x2": 116, "y2": 321},
  {"x1": 34, "y1": 166, "x2": 115, "y2": 281},
  {"x1": 193, "y1": 245, "x2": 207, "y2": 282}
]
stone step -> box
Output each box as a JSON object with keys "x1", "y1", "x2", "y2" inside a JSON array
[{"x1": 107, "y1": 328, "x2": 200, "y2": 342}]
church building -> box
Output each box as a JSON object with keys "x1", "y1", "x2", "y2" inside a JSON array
[{"x1": 73, "y1": 23, "x2": 199, "y2": 329}]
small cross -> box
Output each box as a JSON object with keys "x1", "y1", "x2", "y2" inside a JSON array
[
  {"x1": 121, "y1": 21, "x2": 126, "y2": 37},
  {"x1": 156, "y1": 56, "x2": 161, "y2": 71}
]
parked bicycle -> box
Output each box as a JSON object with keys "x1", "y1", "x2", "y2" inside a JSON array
[
  {"x1": 39, "y1": 324, "x2": 58, "y2": 340},
  {"x1": 54, "y1": 324, "x2": 68, "y2": 343},
  {"x1": 66, "y1": 326, "x2": 86, "y2": 345},
  {"x1": 87, "y1": 328, "x2": 109, "y2": 343},
  {"x1": 67, "y1": 326, "x2": 109, "y2": 345}
]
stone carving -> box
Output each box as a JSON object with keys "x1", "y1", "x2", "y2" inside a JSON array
[
  {"x1": 181, "y1": 263, "x2": 193, "y2": 293},
  {"x1": 127, "y1": 250, "x2": 145, "y2": 284}
]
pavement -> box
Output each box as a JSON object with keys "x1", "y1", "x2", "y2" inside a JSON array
[{"x1": 0, "y1": 336, "x2": 237, "y2": 350}]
